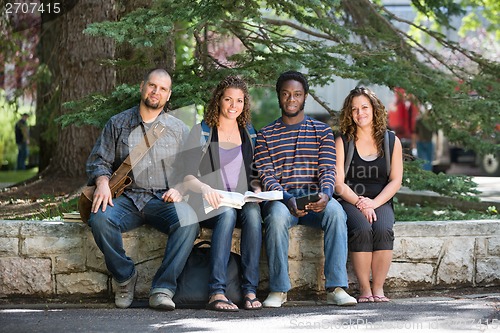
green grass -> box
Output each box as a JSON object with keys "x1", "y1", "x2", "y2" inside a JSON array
[{"x1": 0, "y1": 167, "x2": 38, "y2": 184}]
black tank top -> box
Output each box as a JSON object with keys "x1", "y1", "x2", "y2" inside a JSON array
[{"x1": 345, "y1": 147, "x2": 389, "y2": 198}]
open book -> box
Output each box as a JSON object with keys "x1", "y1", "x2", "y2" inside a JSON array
[
  {"x1": 62, "y1": 212, "x2": 83, "y2": 223},
  {"x1": 204, "y1": 190, "x2": 283, "y2": 214}
]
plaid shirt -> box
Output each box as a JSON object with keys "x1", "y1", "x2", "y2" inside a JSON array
[{"x1": 86, "y1": 105, "x2": 189, "y2": 211}]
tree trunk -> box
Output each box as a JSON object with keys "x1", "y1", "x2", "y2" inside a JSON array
[
  {"x1": 44, "y1": 0, "x2": 117, "y2": 178},
  {"x1": 37, "y1": 1, "x2": 61, "y2": 172}
]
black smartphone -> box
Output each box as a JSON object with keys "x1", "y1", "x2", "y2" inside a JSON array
[{"x1": 295, "y1": 193, "x2": 321, "y2": 210}]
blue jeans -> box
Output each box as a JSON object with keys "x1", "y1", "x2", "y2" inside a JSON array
[
  {"x1": 201, "y1": 202, "x2": 262, "y2": 296},
  {"x1": 17, "y1": 143, "x2": 28, "y2": 170},
  {"x1": 262, "y1": 193, "x2": 348, "y2": 292},
  {"x1": 88, "y1": 196, "x2": 199, "y2": 296}
]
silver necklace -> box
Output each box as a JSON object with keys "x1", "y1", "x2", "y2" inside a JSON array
[{"x1": 220, "y1": 126, "x2": 238, "y2": 142}]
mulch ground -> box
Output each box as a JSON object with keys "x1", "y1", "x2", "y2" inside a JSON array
[{"x1": 0, "y1": 175, "x2": 86, "y2": 220}]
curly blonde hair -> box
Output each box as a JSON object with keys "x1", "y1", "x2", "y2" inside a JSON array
[
  {"x1": 204, "y1": 76, "x2": 251, "y2": 128},
  {"x1": 339, "y1": 87, "x2": 388, "y2": 156}
]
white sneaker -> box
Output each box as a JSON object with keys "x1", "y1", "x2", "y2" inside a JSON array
[
  {"x1": 114, "y1": 270, "x2": 138, "y2": 309},
  {"x1": 327, "y1": 287, "x2": 357, "y2": 306},
  {"x1": 262, "y1": 292, "x2": 287, "y2": 308},
  {"x1": 149, "y1": 291, "x2": 176, "y2": 311}
]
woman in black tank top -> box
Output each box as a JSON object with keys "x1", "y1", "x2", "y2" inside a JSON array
[{"x1": 334, "y1": 87, "x2": 404, "y2": 303}]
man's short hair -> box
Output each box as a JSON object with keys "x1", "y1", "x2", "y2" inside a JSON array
[
  {"x1": 276, "y1": 71, "x2": 309, "y2": 95},
  {"x1": 143, "y1": 68, "x2": 171, "y2": 83}
]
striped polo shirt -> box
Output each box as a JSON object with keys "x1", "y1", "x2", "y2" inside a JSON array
[{"x1": 254, "y1": 116, "x2": 337, "y2": 203}]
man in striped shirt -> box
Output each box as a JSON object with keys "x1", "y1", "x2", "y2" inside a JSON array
[{"x1": 255, "y1": 71, "x2": 356, "y2": 307}]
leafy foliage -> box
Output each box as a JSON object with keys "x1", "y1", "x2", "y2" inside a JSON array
[
  {"x1": 403, "y1": 160, "x2": 480, "y2": 200},
  {"x1": 62, "y1": 0, "x2": 499, "y2": 150}
]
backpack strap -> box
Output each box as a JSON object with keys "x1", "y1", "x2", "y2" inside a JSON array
[
  {"x1": 343, "y1": 130, "x2": 395, "y2": 177},
  {"x1": 342, "y1": 135, "x2": 355, "y2": 177},
  {"x1": 200, "y1": 120, "x2": 212, "y2": 155},
  {"x1": 384, "y1": 130, "x2": 396, "y2": 176},
  {"x1": 244, "y1": 123, "x2": 257, "y2": 151},
  {"x1": 384, "y1": 130, "x2": 390, "y2": 176}
]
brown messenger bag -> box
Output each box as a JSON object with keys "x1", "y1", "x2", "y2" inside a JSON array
[{"x1": 78, "y1": 121, "x2": 167, "y2": 223}]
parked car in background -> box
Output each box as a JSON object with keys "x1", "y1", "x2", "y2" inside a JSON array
[{"x1": 432, "y1": 124, "x2": 500, "y2": 176}]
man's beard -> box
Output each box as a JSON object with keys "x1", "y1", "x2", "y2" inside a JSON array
[
  {"x1": 280, "y1": 100, "x2": 306, "y2": 118},
  {"x1": 143, "y1": 97, "x2": 164, "y2": 110}
]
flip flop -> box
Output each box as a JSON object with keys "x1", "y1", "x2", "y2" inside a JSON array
[
  {"x1": 206, "y1": 299, "x2": 239, "y2": 312},
  {"x1": 373, "y1": 295, "x2": 391, "y2": 302},
  {"x1": 244, "y1": 296, "x2": 262, "y2": 310},
  {"x1": 357, "y1": 295, "x2": 374, "y2": 303}
]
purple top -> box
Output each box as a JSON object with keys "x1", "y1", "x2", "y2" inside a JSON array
[{"x1": 219, "y1": 145, "x2": 243, "y2": 191}]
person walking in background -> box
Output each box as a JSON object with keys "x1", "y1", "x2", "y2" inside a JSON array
[
  {"x1": 334, "y1": 87, "x2": 403, "y2": 303},
  {"x1": 387, "y1": 87, "x2": 418, "y2": 154},
  {"x1": 182, "y1": 76, "x2": 262, "y2": 312},
  {"x1": 254, "y1": 70, "x2": 356, "y2": 308},
  {"x1": 15, "y1": 113, "x2": 30, "y2": 170},
  {"x1": 85, "y1": 68, "x2": 199, "y2": 310},
  {"x1": 412, "y1": 109, "x2": 434, "y2": 171}
]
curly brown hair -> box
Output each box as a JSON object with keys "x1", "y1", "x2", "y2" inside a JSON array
[
  {"x1": 339, "y1": 87, "x2": 388, "y2": 156},
  {"x1": 204, "y1": 76, "x2": 251, "y2": 128}
]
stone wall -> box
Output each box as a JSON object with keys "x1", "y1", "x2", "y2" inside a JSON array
[{"x1": 1, "y1": 219, "x2": 499, "y2": 300}]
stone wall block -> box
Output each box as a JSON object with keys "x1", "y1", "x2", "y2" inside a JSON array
[
  {"x1": 488, "y1": 237, "x2": 500, "y2": 256},
  {"x1": 288, "y1": 237, "x2": 303, "y2": 261},
  {"x1": 394, "y1": 220, "x2": 500, "y2": 237},
  {"x1": 404, "y1": 237, "x2": 444, "y2": 260},
  {"x1": 392, "y1": 238, "x2": 405, "y2": 259},
  {"x1": 85, "y1": 239, "x2": 106, "y2": 272},
  {"x1": 0, "y1": 220, "x2": 22, "y2": 237},
  {"x1": 0, "y1": 258, "x2": 52, "y2": 296},
  {"x1": 393, "y1": 221, "x2": 437, "y2": 237},
  {"x1": 54, "y1": 253, "x2": 86, "y2": 274},
  {"x1": 23, "y1": 236, "x2": 84, "y2": 257},
  {"x1": 435, "y1": 238, "x2": 475, "y2": 285},
  {"x1": 288, "y1": 227, "x2": 323, "y2": 260},
  {"x1": 123, "y1": 226, "x2": 167, "y2": 256},
  {"x1": 21, "y1": 221, "x2": 85, "y2": 237},
  {"x1": 0, "y1": 238, "x2": 18, "y2": 256},
  {"x1": 288, "y1": 260, "x2": 322, "y2": 291},
  {"x1": 386, "y1": 262, "x2": 434, "y2": 289},
  {"x1": 57, "y1": 272, "x2": 108, "y2": 294},
  {"x1": 475, "y1": 258, "x2": 500, "y2": 286},
  {"x1": 258, "y1": 261, "x2": 269, "y2": 292},
  {"x1": 475, "y1": 238, "x2": 488, "y2": 257}
]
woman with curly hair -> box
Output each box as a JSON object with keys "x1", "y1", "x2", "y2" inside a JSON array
[
  {"x1": 334, "y1": 87, "x2": 403, "y2": 303},
  {"x1": 182, "y1": 75, "x2": 262, "y2": 311}
]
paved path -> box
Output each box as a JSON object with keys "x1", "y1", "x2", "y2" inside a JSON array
[
  {"x1": 1, "y1": 293, "x2": 499, "y2": 333},
  {"x1": 474, "y1": 177, "x2": 500, "y2": 202}
]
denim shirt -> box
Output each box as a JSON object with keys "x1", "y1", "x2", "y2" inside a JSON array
[{"x1": 86, "y1": 105, "x2": 189, "y2": 210}]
